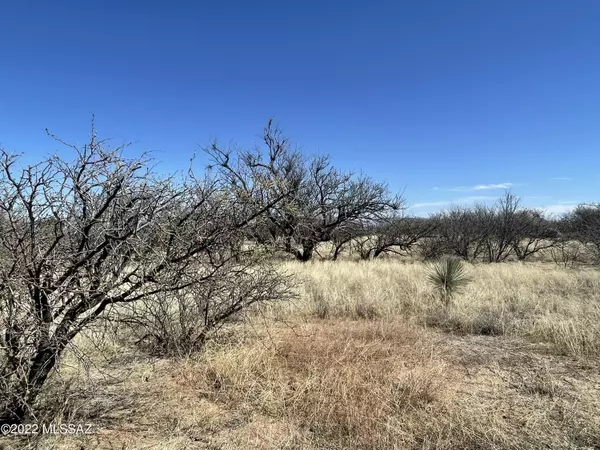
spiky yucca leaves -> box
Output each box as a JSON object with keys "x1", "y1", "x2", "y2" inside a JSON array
[{"x1": 427, "y1": 257, "x2": 472, "y2": 307}]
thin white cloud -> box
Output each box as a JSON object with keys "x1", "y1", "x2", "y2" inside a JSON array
[
  {"x1": 436, "y1": 182, "x2": 514, "y2": 192},
  {"x1": 411, "y1": 196, "x2": 495, "y2": 209},
  {"x1": 411, "y1": 195, "x2": 583, "y2": 217},
  {"x1": 457, "y1": 195, "x2": 497, "y2": 202},
  {"x1": 471, "y1": 183, "x2": 514, "y2": 191},
  {"x1": 412, "y1": 200, "x2": 454, "y2": 208},
  {"x1": 542, "y1": 204, "x2": 578, "y2": 216}
]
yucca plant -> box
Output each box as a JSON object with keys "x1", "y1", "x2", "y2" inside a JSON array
[{"x1": 427, "y1": 257, "x2": 472, "y2": 307}]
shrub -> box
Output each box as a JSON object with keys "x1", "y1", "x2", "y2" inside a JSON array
[
  {"x1": 0, "y1": 122, "x2": 295, "y2": 424},
  {"x1": 471, "y1": 309, "x2": 505, "y2": 336},
  {"x1": 119, "y1": 267, "x2": 293, "y2": 357},
  {"x1": 426, "y1": 257, "x2": 472, "y2": 307},
  {"x1": 551, "y1": 240, "x2": 582, "y2": 268}
]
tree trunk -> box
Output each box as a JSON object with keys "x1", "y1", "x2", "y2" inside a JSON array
[
  {"x1": 0, "y1": 345, "x2": 63, "y2": 425},
  {"x1": 359, "y1": 247, "x2": 373, "y2": 260},
  {"x1": 373, "y1": 248, "x2": 385, "y2": 258},
  {"x1": 296, "y1": 242, "x2": 315, "y2": 262},
  {"x1": 332, "y1": 243, "x2": 344, "y2": 261},
  {"x1": 0, "y1": 395, "x2": 28, "y2": 425}
]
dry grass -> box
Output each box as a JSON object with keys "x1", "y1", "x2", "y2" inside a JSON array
[
  {"x1": 5, "y1": 260, "x2": 600, "y2": 449},
  {"x1": 276, "y1": 260, "x2": 600, "y2": 356}
]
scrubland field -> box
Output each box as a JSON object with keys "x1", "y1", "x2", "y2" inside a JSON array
[{"x1": 12, "y1": 259, "x2": 600, "y2": 450}]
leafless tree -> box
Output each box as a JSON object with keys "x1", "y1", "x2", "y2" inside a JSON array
[
  {"x1": 510, "y1": 209, "x2": 558, "y2": 261},
  {"x1": 562, "y1": 204, "x2": 600, "y2": 263},
  {"x1": 329, "y1": 221, "x2": 364, "y2": 261},
  {"x1": 477, "y1": 193, "x2": 519, "y2": 263},
  {"x1": 0, "y1": 123, "x2": 293, "y2": 424},
  {"x1": 551, "y1": 239, "x2": 582, "y2": 268},
  {"x1": 422, "y1": 193, "x2": 557, "y2": 263},
  {"x1": 477, "y1": 193, "x2": 558, "y2": 262},
  {"x1": 117, "y1": 261, "x2": 292, "y2": 356},
  {"x1": 209, "y1": 120, "x2": 403, "y2": 261},
  {"x1": 354, "y1": 215, "x2": 435, "y2": 260},
  {"x1": 423, "y1": 206, "x2": 486, "y2": 261}
]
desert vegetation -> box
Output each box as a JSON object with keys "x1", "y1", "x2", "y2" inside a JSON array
[{"x1": 1, "y1": 122, "x2": 600, "y2": 449}]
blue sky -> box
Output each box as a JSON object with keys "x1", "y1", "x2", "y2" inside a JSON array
[{"x1": 1, "y1": 1, "x2": 599, "y2": 216}]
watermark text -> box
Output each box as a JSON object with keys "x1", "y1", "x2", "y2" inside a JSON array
[{"x1": 1, "y1": 423, "x2": 95, "y2": 436}]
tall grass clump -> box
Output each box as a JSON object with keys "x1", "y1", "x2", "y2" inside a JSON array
[{"x1": 427, "y1": 257, "x2": 472, "y2": 307}]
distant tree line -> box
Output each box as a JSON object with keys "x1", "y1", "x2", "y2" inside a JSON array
[
  {"x1": 206, "y1": 123, "x2": 600, "y2": 265},
  {"x1": 415, "y1": 198, "x2": 600, "y2": 264},
  {"x1": 323, "y1": 193, "x2": 600, "y2": 265},
  {"x1": 209, "y1": 122, "x2": 599, "y2": 265}
]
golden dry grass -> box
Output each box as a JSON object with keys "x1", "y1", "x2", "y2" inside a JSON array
[
  {"x1": 6, "y1": 260, "x2": 600, "y2": 449},
  {"x1": 276, "y1": 260, "x2": 600, "y2": 356}
]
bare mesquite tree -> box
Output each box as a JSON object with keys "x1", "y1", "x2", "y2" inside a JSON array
[
  {"x1": 209, "y1": 121, "x2": 403, "y2": 261},
  {"x1": 329, "y1": 222, "x2": 363, "y2": 260},
  {"x1": 291, "y1": 158, "x2": 404, "y2": 261},
  {"x1": 476, "y1": 193, "x2": 557, "y2": 263},
  {"x1": 0, "y1": 125, "x2": 294, "y2": 424},
  {"x1": 471, "y1": 193, "x2": 558, "y2": 262},
  {"x1": 421, "y1": 193, "x2": 558, "y2": 262},
  {"x1": 510, "y1": 209, "x2": 558, "y2": 261},
  {"x1": 354, "y1": 215, "x2": 436, "y2": 260},
  {"x1": 424, "y1": 206, "x2": 486, "y2": 261},
  {"x1": 561, "y1": 204, "x2": 600, "y2": 263},
  {"x1": 118, "y1": 262, "x2": 292, "y2": 356}
]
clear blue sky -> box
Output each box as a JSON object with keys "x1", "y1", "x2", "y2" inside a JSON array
[{"x1": 1, "y1": 0, "x2": 599, "y2": 216}]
